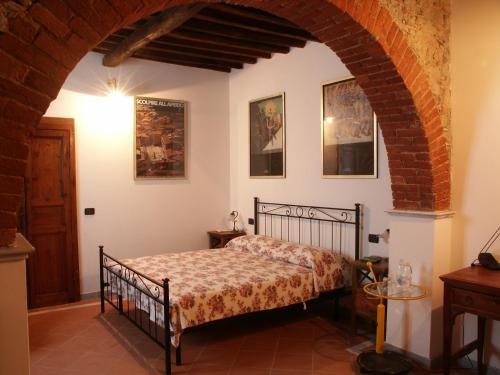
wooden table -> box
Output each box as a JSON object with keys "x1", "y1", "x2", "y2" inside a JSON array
[
  {"x1": 207, "y1": 230, "x2": 246, "y2": 249},
  {"x1": 440, "y1": 266, "x2": 500, "y2": 374}
]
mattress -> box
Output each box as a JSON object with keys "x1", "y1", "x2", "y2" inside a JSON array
[{"x1": 110, "y1": 235, "x2": 350, "y2": 347}]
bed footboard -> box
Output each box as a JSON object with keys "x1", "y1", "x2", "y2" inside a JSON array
[{"x1": 99, "y1": 246, "x2": 174, "y2": 375}]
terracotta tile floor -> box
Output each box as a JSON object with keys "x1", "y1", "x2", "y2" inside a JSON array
[{"x1": 29, "y1": 301, "x2": 475, "y2": 374}]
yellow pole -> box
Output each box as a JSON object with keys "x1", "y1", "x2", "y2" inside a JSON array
[
  {"x1": 366, "y1": 262, "x2": 377, "y2": 282},
  {"x1": 366, "y1": 261, "x2": 385, "y2": 354},
  {"x1": 375, "y1": 299, "x2": 385, "y2": 354}
]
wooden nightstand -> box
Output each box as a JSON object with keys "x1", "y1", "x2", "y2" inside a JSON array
[
  {"x1": 207, "y1": 230, "x2": 246, "y2": 249},
  {"x1": 351, "y1": 257, "x2": 389, "y2": 335}
]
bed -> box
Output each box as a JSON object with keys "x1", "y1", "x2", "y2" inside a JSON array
[{"x1": 99, "y1": 197, "x2": 362, "y2": 374}]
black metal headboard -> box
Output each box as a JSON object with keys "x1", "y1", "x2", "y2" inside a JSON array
[{"x1": 253, "y1": 197, "x2": 361, "y2": 260}]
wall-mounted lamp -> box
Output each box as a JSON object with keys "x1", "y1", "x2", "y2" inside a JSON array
[
  {"x1": 379, "y1": 229, "x2": 390, "y2": 243},
  {"x1": 230, "y1": 210, "x2": 239, "y2": 231},
  {"x1": 106, "y1": 78, "x2": 123, "y2": 97}
]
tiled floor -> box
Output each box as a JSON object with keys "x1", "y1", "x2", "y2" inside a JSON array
[{"x1": 29, "y1": 301, "x2": 474, "y2": 374}]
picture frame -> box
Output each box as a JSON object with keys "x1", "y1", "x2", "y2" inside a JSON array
[
  {"x1": 249, "y1": 92, "x2": 286, "y2": 178},
  {"x1": 134, "y1": 96, "x2": 188, "y2": 179},
  {"x1": 321, "y1": 77, "x2": 378, "y2": 178}
]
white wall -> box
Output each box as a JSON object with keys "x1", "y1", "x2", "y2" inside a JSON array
[
  {"x1": 46, "y1": 52, "x2": 230, "y2": 294},
  {"x1": 451, "y1": 0, "x2": 500, "y2": 367},
  {"x1": 229, "y1": 42, "x2": 393, "y2": 258}
]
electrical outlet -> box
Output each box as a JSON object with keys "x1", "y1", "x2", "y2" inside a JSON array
[
  {"x1": 368, "y1": 234, "x2": 379, "y2": 243},
  {"x1": 84, "y1": 208, "x2": 95, "y2": 215},
  {"x1": 248, "y1": 218, "x2": 255, "y2": 225}
]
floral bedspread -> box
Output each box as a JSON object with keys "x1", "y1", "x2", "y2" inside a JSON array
[
  {"x1": 225, "y1": 235, "x2": 351, "y2": 292},
  {"x1": 111, "y1": 236, "x2": 350, "y2": 347}
]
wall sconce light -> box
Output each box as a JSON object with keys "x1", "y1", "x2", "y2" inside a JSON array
[
  {"x1": 230, "y1": 210, "x2": 239, "y2": 231},
  {"x1": 379, "y1": 229, "x2": 390, "y2": 243},
  {"x1": 106, "y1": 78, "x2": 122, "y2": 97}
]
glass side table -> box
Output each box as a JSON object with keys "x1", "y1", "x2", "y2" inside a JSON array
[{"x1": 357, "y1": 280, "x2": 428, "y2": 374}]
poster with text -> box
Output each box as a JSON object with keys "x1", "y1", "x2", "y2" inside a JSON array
[{"x1": 135, "y1": 96, "x2": 187, "y2": 179}]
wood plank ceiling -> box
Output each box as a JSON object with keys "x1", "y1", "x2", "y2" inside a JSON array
[{"x1": 93, "y1": 3, "x2": 318, "y2": 72}]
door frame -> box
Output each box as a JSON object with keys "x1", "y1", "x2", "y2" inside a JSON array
[{"x1": 26, "y1": 117, "x2": 80, "y2": 306}]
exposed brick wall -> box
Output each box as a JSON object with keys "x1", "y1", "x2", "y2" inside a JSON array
[{"x1": 0, "y1": 0, "x2": 451, "y2": 246}]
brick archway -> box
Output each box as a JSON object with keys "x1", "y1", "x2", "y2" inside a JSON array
[{"x1": 0, "y1": 0, "x2": 450, "y2": 246}]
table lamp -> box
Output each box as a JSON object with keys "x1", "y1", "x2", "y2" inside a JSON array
[{"x1": 230, "y1": 210, "x2": 239, "y2": 231}]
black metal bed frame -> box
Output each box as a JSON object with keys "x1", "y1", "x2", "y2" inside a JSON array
[
  {"x1": 253, "y1": 197, "x2": 361, "y2": 260},
  {"x1": 99, "y1": 197, "x2": 362, "y2": 374}
]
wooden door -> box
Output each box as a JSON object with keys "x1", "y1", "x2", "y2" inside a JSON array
[{"x1": 26, "y1": 117, "x2": 79, "y2": 308}]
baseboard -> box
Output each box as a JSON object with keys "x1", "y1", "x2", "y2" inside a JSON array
[
  {"x1": 383, "y1": 343, "x2": 433, "y2": 369},
  {"x1": 384, "y1": 343, "x2": 500, "y2": 374},
  {"x1": 81, "y1": 291, "x2": 99, "y2": 300}
]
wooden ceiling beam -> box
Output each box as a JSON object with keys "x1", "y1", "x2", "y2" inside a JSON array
[
  {"x1": 156, "y1": 35, "x2": 272, "y2": 59},
  {"x1": 182, "y1": 19, "x2": 307, "y2": 48},
  {"x1": 99, "y1": 34, "x2": 258, "y2": 64},
  {"x1": 171, "y1": 29, "x2": 290, "y2": 54},
  {"x1": 96, "y1": 45, "x2": 232, "y2": 72},
  {"x1": 142, "y1": 42, "x2": 257, "y2": 65},
  {"x1": 210, "y1": 4, "x2": 300, "y2": 29},
  {"x1": 102, "y1": 3, "x2": 207, "y2": 67},
  {"x1": 106, "y1": 29, "x2": 272, "y2": 59},
  {"x1": 195, "y1": 9, "x2": 317, "y2": 42},
  {"x1": 133, "y1": 49, "x2": 238, "y2": 71}
]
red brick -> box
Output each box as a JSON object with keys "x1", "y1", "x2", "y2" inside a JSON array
[
  {"x1": 0, "y1": 210, "x2": 16, "y2": 227},
  {"x1": 0, "y1": 77, "x2": 52, "y2": 113},
  {"x1": 395, "y1": 201, "x2": 420, "y2": 210},
  {"x1": 31, "y1": 3, "x2": 71, "y2": 38},
  {"x1": 0, "y1": 156, "x2": 26, "y2": 177},
  {"x1": 68, "y1": 16, "x2": 102, "y2": 45},
  {"x1": 366, "y1": 2, "x2": 381, "y2": 32},
  {"x1": 8, "y1": 14, "x2": 40, "y2": 44},
  {"x1": 0, "y1": 194, "x2": 21, "y2": 211},
  {"x1": 40, "y1": 0, "x2": 75, "y2": 22},
  {"x1": 0, "y1": 50, "x2": 29, "y2": 82},
  {"x1": 0, "y1": 228, "x2": 16, "y2": 247},
  {"x1": 0, "y1": 175, "x2": 23, "y2": 195},
  {"x1": 34, "y1": 31, "x2": 79, "y2": 70},
  {"x1": 0, "y1": 33, "x2": 67, "y2": 82},
  {"x1": 386, "y1": 22, "x2": 399, "y2": 46},
  {"x1": 3, "y1": 100, "x2": 42, "y2": 127},
  {"x1": 0, "y1": 120, "x2": 30, "y2": 143},
  {"x1": 66, "y1": 33, "x2": 91, "y2": 55},
  {"x1": 24, "y1": 69, "x2": 62, "y2": 99},
  {"x1": 66, "y1": 0, "x2": 121, "y2": 37},
  {"x1": 106, "y1": 0, "x2": 145, "y2": 20},
  {"x1": 0, "y1": 137, "x2": 29, "y2": 160}
]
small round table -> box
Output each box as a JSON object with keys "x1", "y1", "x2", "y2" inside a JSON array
[{"x1": 357, "y1": 281, "x2": 427, "y2": 374}]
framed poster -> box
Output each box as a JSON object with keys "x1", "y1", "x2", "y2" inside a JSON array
[
  {"x1": 321, "y1": 77, "x2": 377, "y2": 178},
  {"x1": 249, "y1": 93, "x2": 285, "y2": 178},
  {"x1": 134, "y1": 96, "x2": 187, "y2": 179}
]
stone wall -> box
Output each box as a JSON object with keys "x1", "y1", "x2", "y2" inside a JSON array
[{"x1": 381, "y1": 0, "x2": 451, "y2": 133}]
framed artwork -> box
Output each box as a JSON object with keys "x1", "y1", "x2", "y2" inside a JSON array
[
  {"x1": 249, "y1": 93, "x2": 285, "y2": 178},
  {"x1": 134, "y1": 96, "x2": 187, "y2": 179},
  {"x1": 321, "y1": 77, "x2": 377, "y2": 178}
]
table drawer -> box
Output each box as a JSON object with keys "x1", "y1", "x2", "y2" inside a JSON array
[{"x1": 452, "y1": 288, "x2": 500, "y2": 314}]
